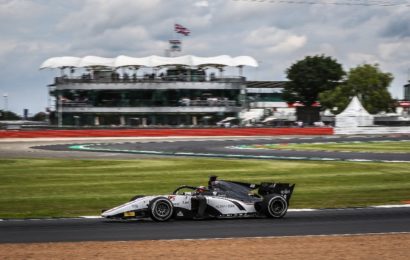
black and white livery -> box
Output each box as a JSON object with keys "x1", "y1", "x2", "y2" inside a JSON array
[{"x1": 101, "y1": 176, "x2": 295, "y2": 221}]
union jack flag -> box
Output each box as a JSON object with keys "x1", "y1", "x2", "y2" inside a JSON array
[{"x1": 174, "y1": 23, "x2": 190, "y2": 36}]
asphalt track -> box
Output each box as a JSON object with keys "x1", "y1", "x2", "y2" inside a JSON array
[
  {"x1": 35, "y1": 135, "x2": 410, "y2": 162},
  {"x1": 1, "y1": 207, "x2": 409, "y2": 243},
  {"x1": 1, "y1": 134, "x2": 409, "y2": 243}
]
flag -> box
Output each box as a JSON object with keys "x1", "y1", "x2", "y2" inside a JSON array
[{"x1": 174, "y1": 23, "x2": 190, "y2": 36}]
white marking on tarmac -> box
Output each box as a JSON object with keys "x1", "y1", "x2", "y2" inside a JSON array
[
  {"x1": 347, "y1": 159, "x2": 373, "y2": 162},
  {"x1": 288, "y1": 209, "x2": 318, "y2": 212},
  {"x1": 380, "y1": 160, "x2": 409, "y2": 163},
  {"x1": 373, "y1": 204, "x2": 410, "y2": 208},
  {"x1": 176, "y1": 152, "x2": 195, "y2": 155}
]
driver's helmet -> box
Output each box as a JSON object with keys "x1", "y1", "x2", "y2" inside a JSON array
[{"x1": 196, "y1": 186, "x2": 207, "y2": 193}]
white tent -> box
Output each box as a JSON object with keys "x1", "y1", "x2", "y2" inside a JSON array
[{"x1": 335, "y1": 96, "x2": 374, "y2": 127}]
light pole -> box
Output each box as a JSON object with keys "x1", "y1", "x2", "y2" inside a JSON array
[
  {"x1": 3, "y1": 93, "x2": 8, "y2": 112},
  {"x1": 2, "y1": 93, "x2": 8, "y2": 120}
]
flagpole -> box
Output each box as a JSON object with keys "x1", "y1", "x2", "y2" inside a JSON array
[{"x1": 171, "y1": 21, "x2": 177, "y2": 57}]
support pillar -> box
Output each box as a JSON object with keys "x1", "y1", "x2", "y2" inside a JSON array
[
  {"x1": 94, "y1": 116, "x2": 100, "y2": 126},
  {"x1": 58, "y1": 94, "x2": 63, "y2": 127}
]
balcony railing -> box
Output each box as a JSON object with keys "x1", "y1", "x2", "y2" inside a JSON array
[
  {"x1": 60, "y1": 99, "x2": 239, "y2": 108},
  {"x1": 54, "y1": 75, "x2": 245, "y2": 85}
]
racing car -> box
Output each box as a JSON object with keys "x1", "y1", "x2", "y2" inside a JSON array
[{"x1": 101, "y1": 176, "x2": 295, "y2": 222}]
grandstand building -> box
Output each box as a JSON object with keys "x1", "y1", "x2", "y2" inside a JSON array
[{"x1": 41, "y1": 55, "x2": 289, "y2": 126}]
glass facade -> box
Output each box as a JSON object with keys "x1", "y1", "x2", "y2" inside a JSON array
[{"x1": 58, "y1": 89, "x2": 240, "y2": 108}]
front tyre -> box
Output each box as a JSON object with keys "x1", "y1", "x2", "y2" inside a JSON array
[
  {"x1": 261, "y1": 194, "x2": 288, "y2": 218},
  {"x1": 149, "y1": 197, "x2": 174, "y2": 222}
]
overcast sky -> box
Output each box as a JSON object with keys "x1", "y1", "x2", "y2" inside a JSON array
[{"x1": 1, "y1": 0, "x2": 410, "y2": 115}]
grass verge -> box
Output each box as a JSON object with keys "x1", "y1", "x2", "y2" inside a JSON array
[
  {"x1": 0, "y1": 158, "x2": 409, "y2": 218},
  {"x1": 248, "y1": 141, "x2": 410, "y2": 153}
]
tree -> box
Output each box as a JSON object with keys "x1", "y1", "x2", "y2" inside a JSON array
[
  {"x1": 31, "y1": 112, "x2": 47, "y2": 121},
  {"x1": 283, "y1": 55, "x2": 345, "y2": 106},
  {"x1": 319, "y1": 85, "x2": 351, "y2": 114},
  {"x1": 0, "y1": 110, "x2": 21, "y2": 120},
  {"x1": 320, "y1": 64, "x2": 394, "y2": 114}
]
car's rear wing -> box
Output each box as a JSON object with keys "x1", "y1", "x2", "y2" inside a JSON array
[
  {"x1": 258, "y1": 182, "x2": 296, "y2": 204},
  {"x1": 209, "y1": 176, "x2": 295, "y2": 204}
]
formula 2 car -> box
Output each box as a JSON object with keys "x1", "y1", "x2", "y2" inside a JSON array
[{"x1": 101, "y1": 176, "x2": 295, "y2": 221}]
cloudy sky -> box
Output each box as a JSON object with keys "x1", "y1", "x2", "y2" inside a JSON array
[{"x1": 1, "y1": 0, "x2": 410, "y2": 115}]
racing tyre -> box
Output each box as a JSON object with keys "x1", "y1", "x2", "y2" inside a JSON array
[
  {"x1": 129, "y1": 195, "x2": 144, "y2": 202},
  {"x1": 261, "y1": 194, "x2": 288, "y2": 218},
  {"x1": 149, "y1": 197, "x2": 174, "y2": 222}
]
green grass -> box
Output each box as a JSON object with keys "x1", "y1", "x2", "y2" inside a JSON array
[
  {"x1": 250, "y1": 141, "x2": 410, "y2": 153},
  {"x1": 0, "y1": 158, "x2": 409, "y2": 218}
]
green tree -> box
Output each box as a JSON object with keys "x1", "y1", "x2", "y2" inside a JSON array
[
  {"x1": 31, "y1": 112, "x2": 47, "y2": 121},
  {"x1": 318, "y1": 85, "x2": 350, "y2": 114},
  {"x1": 283, "y1": 55, "x2": 345, "y2": 106},
  {"x1": 320, "y1": 64, "x2": 394, "y2": 114},
  {"x1": 0, "y1": 110, "x2": 21, "y2": 120}
]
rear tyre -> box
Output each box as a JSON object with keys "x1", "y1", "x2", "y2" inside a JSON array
[
  {"x1": 149, "y1": 197, "x2": 174, "y2": 222},
  {"x1": 261, "y1": 194, "x2": 288, "y2": 218}
]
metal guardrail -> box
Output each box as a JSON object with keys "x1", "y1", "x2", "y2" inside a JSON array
[{"x1": 54, "y1": 75, "x2": 245, "y2": 84}]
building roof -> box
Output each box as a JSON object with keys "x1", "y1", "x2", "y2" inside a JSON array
[{"x1": 40, "y1": 55, "x2": 258, "y2": 69}]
